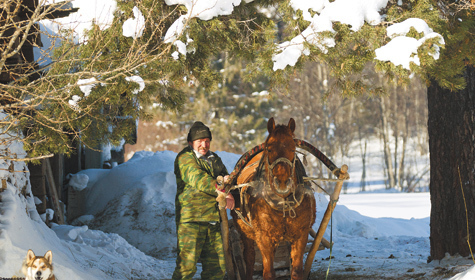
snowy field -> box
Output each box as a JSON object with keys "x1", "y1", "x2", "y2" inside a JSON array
[{"x1": 1, "y1": 144, "x2": 474, "y2": 280}]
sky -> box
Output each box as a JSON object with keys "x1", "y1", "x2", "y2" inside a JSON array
[{"x1": 1, "y1": 0, "x2": 471, "y2": 279}]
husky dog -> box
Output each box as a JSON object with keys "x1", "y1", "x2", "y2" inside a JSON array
[{"x1": 22, "y1": 249, "x2": 55, "y2": 280}]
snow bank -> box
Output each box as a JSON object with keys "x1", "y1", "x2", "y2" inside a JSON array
[
  {"x1": 72, "y1": 150, "x2": 241, "y2": 258},
  {"x1": 81, "y1": 150, "x2": 177, "y2": 215}
]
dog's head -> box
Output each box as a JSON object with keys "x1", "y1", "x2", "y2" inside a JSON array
[{"x1": 23, "y1": 249, "x2": 54, "y2": 280}]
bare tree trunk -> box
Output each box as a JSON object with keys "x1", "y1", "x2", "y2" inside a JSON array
[
  {"x1": 359, "y1": 127, "x2": 367, "y2": 192},
  {"x1": 302, "y1": 73, "x2": 310, "y2": 138},
  {"x1": 428, "y1": 65, "x2": 475, "y2": 260},
  {"x1": 392, "y1": 88, "x2": 399, "y2": 186},
  {"x1": 398, "y1": 116, "x2": 408, "y2": 191},
  {"x1": 398, "y1": 90, "x2": 409, "y2": 190},
  {"x1": 379, "y1": 96, "x2": 396, "y2": 189}
]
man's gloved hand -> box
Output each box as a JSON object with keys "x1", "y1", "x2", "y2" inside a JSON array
[{"x1": 216, "y1": 175, "x2": 235, "y2": 210}]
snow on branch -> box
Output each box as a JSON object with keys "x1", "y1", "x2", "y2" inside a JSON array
[
  {"x1": 164, "y1": 0, "x2": 245, "y2": 58},
  {"x1": 273, "y1": 0, "x2": 388, "y2": 71},
  {"x1": 375, "y1": 18, "x2": 445, "y2": 70},
  {"x1": 123, "y1": 6, "x2": 146, "y2": 39}
]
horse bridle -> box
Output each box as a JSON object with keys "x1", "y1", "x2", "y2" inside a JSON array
[
  {"x1": 224, "y1": 138, "x2": 337, "y2": 222},
  {"x1": 265, "y1": 150, "x2": 297, "y2": 197}
]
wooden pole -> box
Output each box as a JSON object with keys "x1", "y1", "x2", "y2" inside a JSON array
[
  {"x1": 217, "y1": 175, "x2": 236, "y2": 280},
  {"x1": 230, "y1": 225, "x2": 246, "y2": 279},
  {"x1": 309, "y1": 229, "x2": 332, "y2": 249},
  {"x1": 45, "y1": 158, "x2": 65, "y2": 224},
  {"x1": 303, "y1": 164, "x2": 348, "y2": 279},
  {"x1": 220, "y1": 209, "x2": 236, "y2": 280}
]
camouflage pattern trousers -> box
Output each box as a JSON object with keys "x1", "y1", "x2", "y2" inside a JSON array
[{"x1": 172, "y1": 221, "x2": 226, "y2": 280}]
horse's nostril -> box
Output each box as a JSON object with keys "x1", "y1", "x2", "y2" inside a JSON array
[
  {"x1": 286, "y1": 178, "x2": 293, "y2": 188},
  {"x1": 273, "y1": 176, "x2": 279, "y2": 186}
]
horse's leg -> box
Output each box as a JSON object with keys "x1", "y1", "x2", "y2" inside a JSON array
[
  {"x1": 256, "y1": 240, "x2": 276, "y2": 280},
  {"x1": 289, "y1": 232, "x2": 309, "y2": 280},
  {"x1": 241, "y1": 234, "x2": 256, "y2": 280}
]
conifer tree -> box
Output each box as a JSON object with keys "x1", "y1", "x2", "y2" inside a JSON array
[
  {"x1": 423, "y1": 0, "x2": 475, "y2": 261},
  {"x1": 0, "y1": 0, "x2": 277, "y2": 159}
]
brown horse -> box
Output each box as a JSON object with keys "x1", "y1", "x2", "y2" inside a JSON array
[{"x1": 230, "y1": 118, "x2": 316, "y2": 280}]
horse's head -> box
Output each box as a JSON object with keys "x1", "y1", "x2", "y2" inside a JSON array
[{"x1": 264, "y1": 117, "x2": 297, "y2": 198}]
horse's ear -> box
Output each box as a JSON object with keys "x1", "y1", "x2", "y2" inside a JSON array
[
  {"x1": 267, "y1": 117, "x2": 275, "y2": 133},
  {"x1": 288, "y1": 118, "x2": 296, "y2": 133}
]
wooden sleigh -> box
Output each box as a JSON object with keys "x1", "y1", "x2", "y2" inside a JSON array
[{"x1": 219, "y1": 138, "x2": 349, "y2": 280}]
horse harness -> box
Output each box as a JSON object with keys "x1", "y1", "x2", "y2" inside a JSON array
[
  {"x1": 225, "y1": 138, "x2": 339, "y2": 229},
  {"x1": 230, "y1": 148, "x2": 313, "y2": 228}
]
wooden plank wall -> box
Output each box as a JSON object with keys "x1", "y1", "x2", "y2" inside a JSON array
[{"x1": 28, "y1": 158, "x2": 65, "y2": 224}]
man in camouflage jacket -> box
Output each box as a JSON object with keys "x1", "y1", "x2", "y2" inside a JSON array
[{"x1": 172, "y1": 121, "x2": 234, "y2": 280}]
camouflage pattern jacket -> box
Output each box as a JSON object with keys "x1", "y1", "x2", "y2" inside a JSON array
[{"x1": 174, "y1": 146, "x2": 228, "y2": 224}]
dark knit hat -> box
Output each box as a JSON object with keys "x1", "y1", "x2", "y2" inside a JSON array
[{"x1": 187, "y1": 121, "x2": 212, "y2": 142}]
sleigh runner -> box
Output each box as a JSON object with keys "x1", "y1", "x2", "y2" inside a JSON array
[{"x1": 219, "y1": 118, "x2": 349, "y2": 280}]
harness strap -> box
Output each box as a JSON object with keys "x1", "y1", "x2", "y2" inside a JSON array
[
  {"x1": 228, "y1": 181, "x2": 259, "y2": 228},
  {"x1": 234, "y1": 208, "x2": 252, "y2": 228},
  {"x1": 268, "y1": 156, "x2": 294, "y2": 171},
  {"x1": 265, "y1": 151, "x2": 297, "y2": 197},
  {"x1": 227, "y1": 139, "x2": 349, "y2": 234},
  {"x1": 283, "y1": 200, "x2": 297, "y2": 218}
]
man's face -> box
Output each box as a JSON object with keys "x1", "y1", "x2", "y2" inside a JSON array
[{"x1": 189, "y1": 138, "x2": 211, "y2": 156}]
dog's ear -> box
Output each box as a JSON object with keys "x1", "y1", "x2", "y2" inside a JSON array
[
  {"x1": 44, "y1": 250, "x2": 53, "y2": 264},
  {"x1": 27, "y1": 249, "x2": 35, "y2": 262}
]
